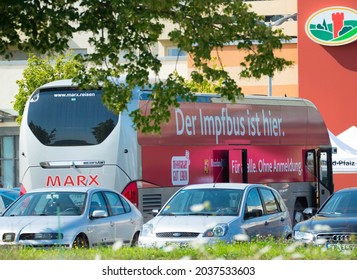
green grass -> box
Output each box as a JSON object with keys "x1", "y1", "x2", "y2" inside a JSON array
[{"x1": 1, "y1": 239, "x2": 357, "y2": 260}]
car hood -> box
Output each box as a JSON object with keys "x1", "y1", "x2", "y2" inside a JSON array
[
  {"x1": 294, "y1": 215, "x2": 357, "y2": 232},
  {"x1": 0, "y1": 216, "x2": 81, "y2": 233},
  {"x1": 149, "y1": 215, "x2": 238, "y2": 233}
]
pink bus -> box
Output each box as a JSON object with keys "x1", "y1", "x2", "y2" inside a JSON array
[{"x1": 19, "y1": 79, "x2": 334, "y2": 223}]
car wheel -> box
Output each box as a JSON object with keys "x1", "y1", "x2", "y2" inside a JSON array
[
  {"x1": 73, "y1": 234, "x2": 89, "y2": 249},
  {"x1": 130, "y1": 232, "x2": 140, "y2": 247}
]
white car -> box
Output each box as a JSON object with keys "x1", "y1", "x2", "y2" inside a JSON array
[
  {"x1": 0, "y1": 187, "x2": 143, "y2": 248},
  {"x1": 139, "y1": 183, "x2": 292, "y2": 247}
]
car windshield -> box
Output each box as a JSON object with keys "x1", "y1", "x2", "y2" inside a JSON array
[
  {"x1": 2, "y1": 191, "x2": 86, "y2": 216},
  {"x1": 160, "y1": 188, "x2": 243, "y2": 216},
  {"x1": 318, "y1": 190, "x2": 357, "y2": 216}
]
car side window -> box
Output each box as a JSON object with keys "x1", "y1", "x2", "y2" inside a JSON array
[
  {"x1": 273, "y1": 190, "x2": 287, "y2": 212},
  {"x1": 260, "y1": 188, "x2": 280, "y2": 214},
  {"x1": 103, "y1": 191, "x2": 125, "y2": 216},
  {"x1": 119, "y1": 196, "x2": 131, "y2": 213},
  {"x1": 0, "y1": 198, "x2": 5, "y2": 211},
  {"x1": 244, "y1": 188, "x2": 264, "y2": 220},
  {"x1": 90, "y1": 192, "x2": 107, "y2": 216},
  {"x1": 1, "y1": 196, "x2": 13, "y2": 208}
]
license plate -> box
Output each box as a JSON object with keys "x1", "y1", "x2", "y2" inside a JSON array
[{"x1": 326, "y1": 243, "x2": 356, "y2": 251}]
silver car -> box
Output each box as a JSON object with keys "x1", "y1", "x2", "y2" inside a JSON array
[
  {"x1": 139, "y1": 183, "x2": 292, "y2": 247},
  {"x1": 0, "y1": 187, "x2": 143, "y2": 248}
]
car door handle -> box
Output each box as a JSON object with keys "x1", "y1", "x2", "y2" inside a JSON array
[
  {"x1": 280, "y1": 217, "x2": 285, "y2": 222},
  {"x1": 110, "y1": 221, "x2": 114, "y2": 227},
  {"x1": 264, "y1": 221, "x2": 269, "y2": 226}
]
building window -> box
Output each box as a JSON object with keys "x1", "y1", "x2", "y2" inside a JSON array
[
  {"x1": 0, "y1": 50, "x2": 29, "y2": 61},
  {"x1": 166, "y1": 47, "x2": 187, "y2": 57},
  {"x1": 0, "y1": 136, "x2": 19, "y2": 189}
]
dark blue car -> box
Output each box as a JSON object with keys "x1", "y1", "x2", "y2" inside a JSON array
[{"x1": 293, "y1": 187, "x2": 357, "y2": 250}]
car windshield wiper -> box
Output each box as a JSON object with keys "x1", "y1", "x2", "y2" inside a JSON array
[
  {"x1": 186, "y1": 212, "x2": 214, "y2": 216},
  {"x1": 318, "y1": 211, "x2": 342, "y2": 216},
  {"x1": 160, "y1": 212, "x2": 177, "y2": 216},
  {"x1": 160, "y1": 212, "x2": 213, "y2": 216}
]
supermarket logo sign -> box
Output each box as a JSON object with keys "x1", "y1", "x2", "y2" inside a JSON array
[{"x1": 305, "y1": 6, "x2": 357, "y2": 46}]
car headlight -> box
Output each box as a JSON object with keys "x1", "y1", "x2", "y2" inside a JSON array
[
  {"x1": 203, "y1": 223, "x2": 228, "y2": 237},
  {"x1": 293, "y1": 230, "x2": 314, "y2": 242},
  {"x1": 141, "y1": 224, "x2": 154, "y2": 237}
]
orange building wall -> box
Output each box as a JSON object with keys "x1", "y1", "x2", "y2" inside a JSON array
[
  {"x1": 187, "y1": 44, "x2": 297, "y2": 67},
  {"x1": 187, "y1": 43, "x2": 298, "y2": 97}
]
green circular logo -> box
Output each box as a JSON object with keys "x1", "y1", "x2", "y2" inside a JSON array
[{"x1": 305, "y1": 6, "x2": 357, "y2": 46}]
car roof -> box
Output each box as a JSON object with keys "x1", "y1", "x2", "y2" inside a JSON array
[
  {"x1": 181, "y1": 183, "x2": 263, "y2": 191},
  {"x1": 0, "y1": 188, "x2": 19, "y2": 193},
  {"x1": 335, "y1": 187, "x2": 357, "y2": 193},
  {"x1": 25, "y1": 187, "x2": 112, "y2": 194}
]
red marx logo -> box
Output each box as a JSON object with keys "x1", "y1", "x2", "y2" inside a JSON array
[{"x1": 46, "y1": 175, "x2": 99, "y2": 187}]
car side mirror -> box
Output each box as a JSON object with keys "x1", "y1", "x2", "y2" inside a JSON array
[
  {"x1": 302, "y1": 207, "x2": 317, "y2": 220},
  {"x1": 152, "y1": 209, "x2": 160, "y2": 216},
  {"x1": 90, "y1": 210, "x2": 108, "y2": 219}
]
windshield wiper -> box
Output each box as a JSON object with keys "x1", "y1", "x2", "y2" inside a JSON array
[
  {"x1": 160, "y1": 213, "x2": 176, "y2": 216},
  {"x1": 318, "y1": 211, "x2": 342, "y2": 216},
  {"x1": 161, "y1": 212, "x2": 215, "y2": 216},
  {"x1": 186, "y1": 212, "x2": 214, "y2": 216}
]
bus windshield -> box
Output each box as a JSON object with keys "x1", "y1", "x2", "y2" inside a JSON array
[{"x1": 27, "y1": 89, "x2": 118, "y2": 146}]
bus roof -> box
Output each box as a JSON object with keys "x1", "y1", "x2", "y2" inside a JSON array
[
  {"x1": 36, "y1": 78, "x2": 329, "y2": 147},
  {"x1": 37, "y1": 78, "x2": 316, "y2": 108}
]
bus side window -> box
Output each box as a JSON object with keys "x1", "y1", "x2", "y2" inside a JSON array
[
  {"x1": 305, "y1": 150, "x2": 316, "y2": 177},
  {"x1": 319, "y1": 151, "x2": 328, "y2": 187}
]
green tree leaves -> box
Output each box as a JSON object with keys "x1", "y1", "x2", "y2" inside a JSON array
[
  {"x1": 6, "y1": 1, "x2": 292, "y2": 133},
  {"x1": 13, "y1": 53, "x2": 82, "y2": 123},
  {"x1": 0, "y1": 0, "x2": 77, "y2": 57}
]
